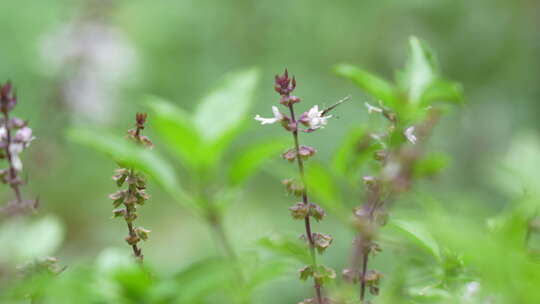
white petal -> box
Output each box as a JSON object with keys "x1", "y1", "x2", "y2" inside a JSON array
[
  {"x1": 9, "y1": 143, "x2": 24, "y2": 154},
  {"x1": 15, "y1": 127, "x2": 33, "y2": 143},
  {"x1": 12, "y1": 155, "x2": 22, "y2": 171},
  {"x1": 404, "y1": 126, "x2": 417, "y2": 144},
  {"x1": 0, "y1": 127, "x2": 6, "y2": 140},
  {"x1": 254, "y1": 115, "x2": 279, "y2": 125},
  {"x1": 271, "y1": 106, "x2": 283, "y2": 120},
  {"x1": 307, "y1": 105, "x2": 319, "y2": 119}
]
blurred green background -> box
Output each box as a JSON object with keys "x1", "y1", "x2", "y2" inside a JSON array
[{"x1": 0, "y1": 0, "x2": 539, "y2": 303}]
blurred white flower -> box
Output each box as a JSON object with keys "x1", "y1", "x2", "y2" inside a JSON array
[
  {"x1": 365, "y1": 102, "x2": 383, "y2": 114},
  {"x1": 255, "y1": 106, "x2": 284, "y2": 125},
  {"x1": 9, "y1": 144, "x2": 24, "y2": 171},
  {"x1": 404, "y1": 126, "x2": 417, "y2": 144},
  {"x1": 39, "y1": 18, "x2": 138, "y2": 124},
  {"x1": 0, "y1": 126, "x2": 34, "y2": 171},
  {"x1": 302, "y1": 105, "x2": 332, "y2": 130},
  {"x1": 14, "y1": 127, "x2": 34, "y2": 144}
]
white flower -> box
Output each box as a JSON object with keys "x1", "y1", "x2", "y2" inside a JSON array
[
  {"x1": 255, "y1": 106, "x2": 284, "y2": 125},
  {"x1": 404, "y1": 126, "x2": 417, "y2": 144},
  {"x1": 365, "y1": 102, "x2": 383, "y2": 114},
  {"x1": 14, "y1": 127, "x2": 34, "y2": 144},
  {"x1": 302, "y1": 105, "x2": 332, "y2": 130},
  {"x1": 0, "y1": 126, "x2": 34, "y2": 171}
]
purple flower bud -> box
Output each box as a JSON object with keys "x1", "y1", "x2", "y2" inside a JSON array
[{"x1": 0, "y1": 81, "x2": 17, "y2": 113}]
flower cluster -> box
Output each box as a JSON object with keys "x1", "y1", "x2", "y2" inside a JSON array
[
  {"x1": 344, "y1": 101, "x2": 441, "y2": 302},
  {"x1": 109, "y1": 113, "x2": 153, "y2": 262},
  {"x1": 256, "y1": 70, "x2": 345, "y2": 304},
  {"x1": 0, "y1": 81, "x2": 37, "y2": 214}
]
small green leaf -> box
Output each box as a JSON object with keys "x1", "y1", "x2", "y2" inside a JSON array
[
  {"x1": 145, "y1": 96, "x2": 202, "y2": 168},
  {"x1": 402, "y1": 36, "x2": 438, "y2": 104},
  {"x1": 334, "y1": 64, "x2": 398, "y2": 108},
  {"x1": 257, "y1": 235, "x2": 310, "y2": 264},
  {"x1": 390, "y1": 219, "x2": 442, "y2": 261},
  {"x1": 194, "y1": 68, "x2": 260, "y2": 143},
  {"x1": 228, "y1": 138, "x2": 288, "y2": 186},
  {"x1": 421, "y1": 78, "x2": 464, "y2": 105}
]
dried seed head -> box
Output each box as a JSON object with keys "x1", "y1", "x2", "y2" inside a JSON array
[
  {"x1": 282, "y1": 178, "x2": 304, "y2": 197},
  {"x1": 289, "y1": 202, "x2": 309, "y2": 219},
  {"x1": 312, "y1": 233, "x2": 333, "y2": 254},
  {"x1": 308, "y1": 203, "x2": 325, "y2": 221},
  {"x1": 298, "y1": 145, "x2": 316, "y2": 160},
  {"x1": 125, "y1": 234, "x2": 140, "y2": 245},
  {"x1": 282, "y1": 148, "x2": 297, "y2": 162},
  {"x1": 135, "y1": 227, "x2": 151, "y2": 241},
  {"x1": 313, "y1": 264, "x2": 336, "y2": 284},
  {"x1": 299, "y1": 265, "x2": 313, "y2": 281}
]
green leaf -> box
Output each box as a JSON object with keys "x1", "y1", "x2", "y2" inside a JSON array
[
  {"x1": 171, "y1": 257, "x2": 235, "y2": 302},
  {"x1": 228, "y1": 138, "x2": 288, "y2": 186},
  {"x1": 390, "y1": 219, "x2": 442, "y2": 261},
  {"x1": 414, "y1": 153, "x2": 450, "y2": 178},
  {"x1": 402, "y1": 36, "x2": 438, "y2": 104},
  {"x1": 194, "y1": 68, "x2": 260, "y2": 144},
  {"x1": 257, "y1": 235, "x2": 310, "y2": 264},
  {"x1": 421, "y1": 78, "x2": 464, "y2": 105},
  {"x1": 304, "y1": 162, "x2": 342, "y2": 212},
  {"x1": 334, "y1": 64, "x2": 398, "y2": 108},
  {"x1": 145, "y1": 96, "x2": 202, "y2": 168},
  {"x1": 67, "y1": 128, "x2": 195, "y2": 210},
  {"x1": 244, "y1": 259, "x2": 292, "y2": 291},
  {"x1": 331, "y1": 126, "x2": 377, "y2": 178}
]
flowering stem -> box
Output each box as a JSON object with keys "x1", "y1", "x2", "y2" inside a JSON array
[
  {"x1": 2, "y1": 111, "x2": 22, "y2": 204},
  {"x1": 126, "y1": 169, "x2": 143, "y2": 262},
  {"x1": 287, "y1": 104, "x2": 323, "y2": 304}
]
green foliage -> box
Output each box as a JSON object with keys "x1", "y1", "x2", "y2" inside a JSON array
[
  {"x1": 257, "y1": 234, "x2": 311, "y2": 264},
  {"x1": 389, "y1": 219, "x2": 442, "y2": 262},
  {"x1": 228, "y1": 139, "x2": 288, "y2": 186},
  {"x1": 336, "y1": 36, "x2": 463, "y2": 126},
  {"x1": 333, "y1": 64, "x2": 399, "y2": 109},
  {"x1": 147, "y1": 68, "x2": 261, "y2": 172}
]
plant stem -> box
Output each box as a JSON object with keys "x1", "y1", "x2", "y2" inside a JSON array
[
  {"x1": 2, "y1": 111, "x2": 22, "y2": 204},
  {"x1": 126, "y1": 169, "x2": 143, "y2": 262},
  {"x1": 287, "y1": 104, "x2": 323, "y2": 304},
  {"x1": 210, "y1": 213, "x2": 238, "y2": 261},
  {"x1": 359, "y1": 250, "x2": 369, "y2": 303}
]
